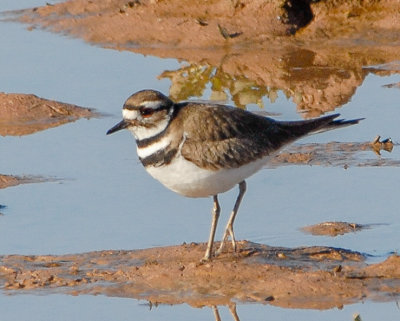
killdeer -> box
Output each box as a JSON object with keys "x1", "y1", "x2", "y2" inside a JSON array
[{"x1": 107, "y1": 89, "x2": 362, "y2": 261}]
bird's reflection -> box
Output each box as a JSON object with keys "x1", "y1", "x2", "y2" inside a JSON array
[{"x1": 212, "y1": 304, "x2": 240, "y2": 321}]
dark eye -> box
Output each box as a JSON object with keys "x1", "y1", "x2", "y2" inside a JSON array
[{"x1": 140, "y1": 107, "x2": 154, "y2": 118}]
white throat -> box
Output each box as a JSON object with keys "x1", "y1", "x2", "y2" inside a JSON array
[{"x1": 129, "y1": 118, "x2": 170, "y2": 141}]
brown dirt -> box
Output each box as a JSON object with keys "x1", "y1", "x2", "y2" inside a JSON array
[
  {"x1": 1, "y1": 241, "x2": 399, "y2": 309},
  {"x1": 269, "y1": 138, "x2": 399, "y2": 168},
  {"x1": 301, "y1": 222, "x2": 366, "y2": 237},
  {"x1": 16, "y1": 0, "x2": 400, "y2": 47},
  {"x1": 155, "y1": 46, "x2": 400, "y2": 117},
  {"x1": 2, "y1": 1, "x2": 400, "y2": 311},
  {"x1": 0, "y1": 175, "x2": 27, "y2": 189},
  {"x1": 8, "y1": 0, "x2": 400, "y2": 116},
  {"x1": 0, "y1": 92, "x2": 98, "y2": 136},
  {"x1": 0, "y1": 174, "x2": 51, "y2": 190}
]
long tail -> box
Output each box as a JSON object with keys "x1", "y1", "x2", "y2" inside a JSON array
[{"x1": 278, "y1": 113, "x2": 364, "y2": 138}]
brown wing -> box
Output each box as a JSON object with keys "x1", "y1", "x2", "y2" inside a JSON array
[
  {"x1": 177, "y1": 103, "x2": 347, "y2": 171},
  {"x1": 178, "y1": 103, "x2": 285, "y2": 170}
]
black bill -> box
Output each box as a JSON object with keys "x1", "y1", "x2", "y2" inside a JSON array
[{"x1": 106, "y1": 120, "x2": 129, "y2": 135}]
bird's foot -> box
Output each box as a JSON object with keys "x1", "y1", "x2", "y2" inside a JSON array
[{"x1": 215, "y1": 225, "x2": 236, "y2": 256}]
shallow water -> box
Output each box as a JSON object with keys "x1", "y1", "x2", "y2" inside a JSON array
[
  {"x1": 1, "y1": 1, "x2": 400, "y2": 320},
  {"x1": 2, "y1": 294, "x2": 400, "y2": 321}
]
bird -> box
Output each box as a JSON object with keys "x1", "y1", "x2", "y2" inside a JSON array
[{"x1": 107, "y1": 89, "x2": 362, "y2": 261}]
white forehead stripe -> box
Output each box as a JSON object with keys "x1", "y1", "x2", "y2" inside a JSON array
[
  {"x1": 140, "y1": 100, "x2": 163, "y2": 109},
  {"x1": 122, "y1": 109, "x2": 138, "y2": 120},
  {"x1": 137, "y1": 135, "x2": 171, "y2": 158}
]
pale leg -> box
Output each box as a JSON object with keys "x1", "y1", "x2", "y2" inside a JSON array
[
  {"x1": 216, "y1": 180, "x2": 246, "y2": 255},
  {"x1": 203, "y1": 195, "x2": 220, "y2": 261},
  {"x1": 228, "y1": 304, "x2": 240, "y2": 321},
  {"x1": 212, "y1": 306, "x2": 221, "y2": 321}
]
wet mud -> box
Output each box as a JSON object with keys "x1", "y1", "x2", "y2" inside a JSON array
[
  {"x1": 1, "y1": 93, "x2": 95, "y2": 191},
  {"x1": 1, "y1": 241, "x2": 399, "y2": 309},
  {"x1": 13, "y1": 0, "x2": 400, "y2": 47},
  {"x1": 0, "y1": 93, "x2": 98, "y2": 136},
  {"x1": 0, "y1": 174, "x2": 52, "y2": 190},
  {"x1": 270, "y1": 137, "x2": 398, "y2": 168},
  {"x1": 156, "y1": 52, "x2": 400, "y2": 117},
  {"x1": 301, "y1": 222, "x2": 368, "y2": 237},
  {"x1": 1, "y1": 0, "x2": 400, "y2": 313},
  {"x1": 7, "y1": 0, "x2": 400, "y2": 116}
]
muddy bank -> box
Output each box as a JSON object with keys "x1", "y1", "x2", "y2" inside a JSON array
[
  {"x1": 0, "y1": 93, "x2": 98, "y2": 136},
  {"x1": 15, "y1": 0, "x2": 400, "y2": 48},
  {"x1": 7, "y1": 0, "x2": 400, "y2": 115},
  {"x1": 1, "y1": 241, "x2": 399, "y2": 309},
  {"x1": 0, "y1": 174, "x2": 53, "y2": 190},
  {"x1": 0, "y1": 93, "x2": 95, "y2": 190},
  {"x1": 301, "y1": 222, "x2": 367, "y2": 237},
  {"x1": 268, "y1": 138, "x2": 398, "y2": 168},
  {"x1": 156, "y1": 48, "x2": 400, "y2": 117}
]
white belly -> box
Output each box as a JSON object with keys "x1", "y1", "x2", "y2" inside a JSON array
[{"x1": 145, "y1": 155, "x2": 270, "y2": 198}]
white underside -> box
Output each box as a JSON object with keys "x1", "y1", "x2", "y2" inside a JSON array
[{"x1": 145, "y1": 154, "x2": 271, "y2": 198}]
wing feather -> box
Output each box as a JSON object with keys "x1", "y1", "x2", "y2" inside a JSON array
[
  {"x1": 176, "y1": 103, "x2": 347, "y2": 171},
  {"x1": 178, "y1": 103, "x2": 282, "y2": 170}
]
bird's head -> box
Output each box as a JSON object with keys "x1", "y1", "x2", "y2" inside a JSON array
[{"x1": 106, "y1": 90, "x2": 174, "y2": 140}]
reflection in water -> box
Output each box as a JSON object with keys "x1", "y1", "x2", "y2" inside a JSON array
[
  {"x1": 370, "y1": 136, "x2": 394, "y2": 155},
  {"x1": 2, "y1": 241, "x2": 399, "y2": 311},
  {"x1": 0, "y1": 174, "x2": 54, "y2": 190},
  {"x1": 158, "y1": 59, "x2": 360, "y2": 115},
  {"x1": 159, "y1": 64, "x2": 273, "y2": 109},
  {"x1": 212, "y1": 305, "x2": 240, "y2": 321},
  {"x1": 301, "y1": 221, "x2": 368, "y2": 237},
  {"x1": 15, "y1": 0, "x2": 400, "y2": 118},
  {"x1": 158, "y1": 48, "x2": 400, "y2": 117},
  {"x1": 147, "y1": 302, "x2": 242, "y2": 321},
  {"x1": 383, "y1": 82, "x2": 400, "y2": 89},
  {"x1": 268, "y1": 139, "x2": 398, "y2": 169}
]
